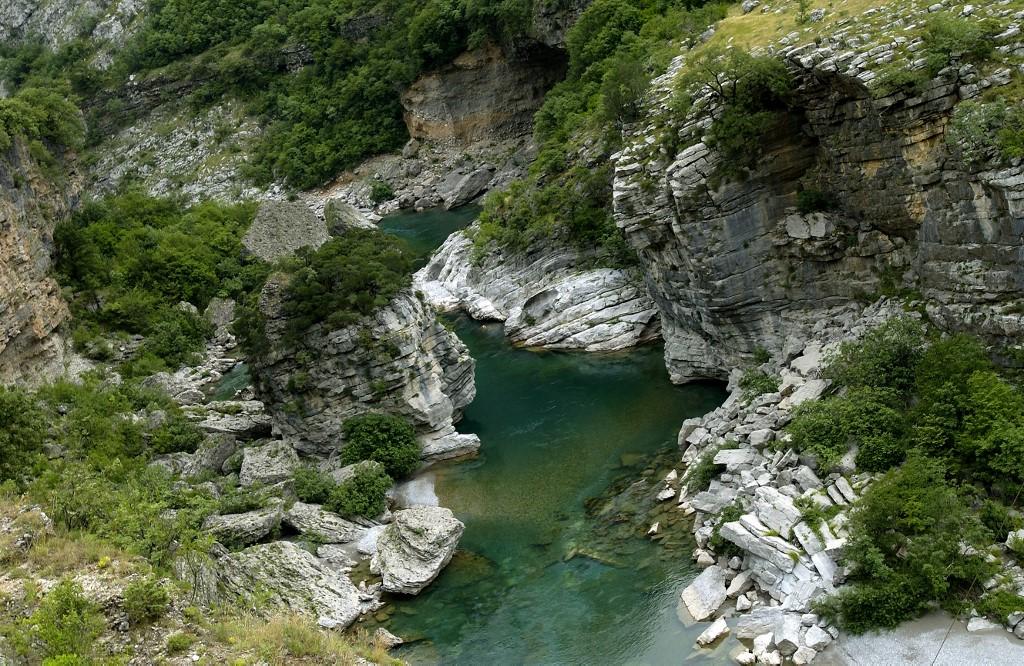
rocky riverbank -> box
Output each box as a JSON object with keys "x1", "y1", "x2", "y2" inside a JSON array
[{"x1": 414, "y1": 226, "x2": 660, "y2": 351}]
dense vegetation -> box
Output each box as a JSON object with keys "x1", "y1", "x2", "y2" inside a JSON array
[
  {"x1": 341, "y1": 413, "x2": 422, "y2": 478},
  {"x1": 784, "y1": 318, "x2": 1024, "y2": 631},
  {"x1": 54, "y1": 192, "x2": 263, "y2": 375},
  {"x1": 474, "y1": 0, "x2": 730, "y2": 265}
]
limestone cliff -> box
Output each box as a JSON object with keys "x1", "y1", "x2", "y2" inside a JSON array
[
  {"x1": 252, "y1": 279, "x2": 479, "y2": 462},
  {"x1": 0, "y1": 139, "x2": 75, "y2": 385},
  {"x1": 401, "y1": 42, "x2": 567, "y2": 145},
  {"x1": 614, "y1": 8, "x2": 1024, "y2": 382},
  {"x1": 414, "y1": 227, "x2": 661, "y2": 351}
]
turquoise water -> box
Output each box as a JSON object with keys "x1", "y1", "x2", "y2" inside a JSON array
[
  {"x1": 378, "y1": 205, "x2": 480, "y2": 267},
  {"x1": 376, "y1": 211, "x2": 729, "y2": 665}
]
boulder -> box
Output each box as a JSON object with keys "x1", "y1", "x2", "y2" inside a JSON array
[
  {"x1": 182, "y1": 434, "x2": 238, "y2": 478},
  {"x1": 679, "y1": 565, "x2": 727, "y2": 622},
  {"x1": 193, "y1": 401, "x2": 273, "y2": 440},
  {"x1": 695, "y1": 616, "x2": 730, "y2": 647},
  {"x1": 215, "y1": 541, "x2": 362, "y2": 628},
  {"x1": 370, "y1": 506, "x2": 464, "y2": 594},
  {"x1": 735, "y1": 608, "x2": 785, "y2": 639},
  {"x1": 283, "y1": 502, "x2": 367, "y2": 544},
  {"x1": 202, "y1": 505, "x2": 282, "y2": 547},
  {"x1": 242, "y1": 200, "x2": 328, "y2": 262},
  {"x1": 753, "y1": 486, "x2": 801, "y2": 540},
  {"x1": 324, "y1": 199, "x2": 375, "y2": 232},
  {"x1": 439, "y1": 167, "x2": 493, "y2": 209},
  {"x1": 804, "y1": 624, "x2": 833, "y2": 651},
  {"x1": 239, "y1": 441, "x2": 299, "y2": 487},
  {"x1": 774, "y1": 613, "x2": 802, "y2": 656}
]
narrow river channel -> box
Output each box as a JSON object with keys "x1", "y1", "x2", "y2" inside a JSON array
[{"x1": 376, "y1": 209, "x2": 728, "y2": 665}]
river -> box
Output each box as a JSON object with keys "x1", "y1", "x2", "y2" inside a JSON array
[{"x1": 376, "y1": 208, "x2": 729, "y2": 665}]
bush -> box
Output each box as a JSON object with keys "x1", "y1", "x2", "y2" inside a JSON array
[
  {"x1": 823, "y1": 317, "x2": 925, "y2": 396},
  {"x1": 949, "y1": 98, "x2": 1024, "y2": 165},
  {"x1": 293, "y1": 466, "x2": 335, "y2": 505},
  {"x1": 281, "y1": 230, "x2": 413, "y2": 339},
  {"x1": 341, "y1": 413, "x2": 421, "y2": 479},
  {"x1": 0, "y1": 386, "x2": 45, "y2": 484},
  {"x1": 9, "y1": 579, "x2": 104, "y2": 661},
  {"x1": 796, "y1": 189, "x2": 835, "y2": 214},
  {"x1": 123, "y1": 577, "x2": 170, "y2": 625},
  {"x1": 816, "y1": 455, "x2": 993, "y2": 633},
  {"x1": 679, "y1": 47, "x2": 794, "y2": 182},
  {"x1": 325, "y1": 464, "x2": 392, "y2": 519},
  {"x1": 739, "y1": 369, "x2": 779, "y2": 402},
  {"x1": 369, "y1": 180, "x2": 394, "y2": 204},
  {"x1": 787, "y1": 388, "x2": 904, "y2": 470},
  {"x1": 149, "y1": 411, "x2": 205, "y2": 455}
]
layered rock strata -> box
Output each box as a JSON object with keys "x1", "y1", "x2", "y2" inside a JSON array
[
  {"x1": 254, "y1": 282, "x2": 479, "y2": 460},
  {"x1": 414, "y1": 228, "x2": 661, "y2": 351},
  {"x1": 0, "y1": 139, "x2": 75, "y2": 385},
  {"x1": 614, "y1": 11, "x2": 1024, "y2": 382}
]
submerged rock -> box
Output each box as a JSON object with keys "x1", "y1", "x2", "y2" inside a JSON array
[
  {"x1": 679, "y1": 564, "x2": 727, "y2": 622},
  {"x1": 370, "y1": 506, "x2": 464, "y2": 594}
]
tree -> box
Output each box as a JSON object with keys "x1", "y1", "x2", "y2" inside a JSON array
[{"x1": 341, "y1": 413, "x2": 421, "y2": 479}]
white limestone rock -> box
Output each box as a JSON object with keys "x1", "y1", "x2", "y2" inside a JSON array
[
  {"x1": 370, "y1": 506, "x2": 464, "y2": 595},
  {"x1": 695, "y1": 617, "x2": 730, "y2": 647},
  {"x1": 239, "y1": 440, "x2": 299, "y2": 487},
  {"x1": 679, "y1": 565, "x2": 728, "y2": 622}
]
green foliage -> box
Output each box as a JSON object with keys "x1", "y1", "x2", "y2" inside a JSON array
[
  {"x1": 787, "y1": 387, "x2": 904, "y2": 470},
  {"x1": 369, "y1": 179, "x2": 394, "y2": 204},
  {"x1": 739, "y1": 368, "x2": 779, "y2": 402},
  {"x1": 149, "y1": 412, "x2": 205, "y2": 455},
  {"x1": 279, "y1": 229, "x2": 413, "y2": 339},
  {"x1": 122, "y1": 577, "x2": 170, "y2": 625},
  {"x1": 0, "y1": 387, "x2": 46, "y2": 485},
  {"x1": 796, "y1": 189, "x2": 835, "y2": 214},
  {"x1": 677, "y1": 46, "x2": 794, "y2": 182},
  {"x1": 341, "y1": 413, "x2": 421, "y2": 479},
  {"x1": 823, "y1": 317, "x2": 925, "y2": 397},
  {"x1": 478, "y1": 0, "x2": 728, "y2": 264},
  {"x1": 817, "y1": 456, "x2": 994, "y2": 633},
  {"x1": 708, "y1": 501, "x2": 744, "y2": 558},
  {"x1": 54, "y1": 192, "x2": 262, "y2": 375},
  {"x1": 293, "y1": 466, "x2": 336, "y2": 505},
  {"x1": 685, "y1": 441, "x2": 737, "y2": 493},
  {"x1": 5, "y1": 579, "x2": 104, "y2": 662},
  {"x1": 876, "y1": 13, "x2": 1000, "y2": 95},
  {"x1": 325, "y1": 465, "x2": 392, "y2": 519},
  {"x1": 0, "y1": 80, "x2": 83, "y2": 156},
  {"x1": 949, "y1": 95, "x2": 1024, "y2": 166}
]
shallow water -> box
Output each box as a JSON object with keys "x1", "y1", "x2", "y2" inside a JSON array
[{"x1": 378, "y1": 211, "x2": 730, "y2": 665}]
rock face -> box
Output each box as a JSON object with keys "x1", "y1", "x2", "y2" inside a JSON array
[
  {"x1": 415, "y1": 228, "x2": 661, "y2": 351},
  {"x1": 254, "y1": 281, "x2": 478, "y2": 458},
  {"x1": 401, "y1": 43, "x2": 566, "y2": 145},
  {"x1": 0, "y1": 0, "x2": 141, "y2": 62},
  {"x1": 242, "y1": 200, "x2": 329, "y2": 262},
  {"x1": 0, "y1": 139, "x2": 75, "y2": 386},
  {"x1": 369, "y1": 506, "x2": 464, "y2": 594},
  {"x1": 214, "y1": 541, "x2": 362, "y2": 628},
  {"x1": 614, "y1": 46, "x2": 1024, "y2": 382}
]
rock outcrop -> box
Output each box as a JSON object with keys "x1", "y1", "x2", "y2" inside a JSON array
[
  {"x1": 242, "y1": 200, "x2": 329, "y2": 263},
  {"x1": 401, "y1": 43, "x2": 567, "y2": 145},
  {"x1": 369, "y1": 506, "x2": 464, "y2": 594},
  {"x1": 415, "y1": 228, "x2": 661, "y2": 351},
  {"x1": 614, "y1": 15, "x2": 1024, "y2": 382},
  {"x1": 213, "y1": 541, "x2": 363, "y2": 628},
  {"x1": 0, "y1": 139, "x2": 75, "y2": 386},
  {"x1": 254, "y1": 281, "x2": 479, "y2": 459}
]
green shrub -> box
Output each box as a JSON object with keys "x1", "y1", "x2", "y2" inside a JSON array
[
  {"x1": 9, "y1": 579, "x2": 104, "y2": 661},
  {"x1": 341, "y1": 413, "x2": 421, "y2": 479},
  {"x1": 0, "y1": 386, "x2": 45, "y2": 485},
  {"x1": 149, "y1": 411, "x2": 205, "y2": 455},
  {"x1": 708, "y1": 501, "x2": 744, "y2": 558},
  {"x1": 123, "y1": 577, "x2": 170, "y2": 625},
  {"x1": 816, "y1": 455, "x2": 994, "y2": 633},
  {"x1": 823, "y1": 317, "x2": 925, "y2": 396},
  {"x1": 166, "y1": 633, "x2": 195, "y2": 655},
  {"x1": 796, "y1": 189, "x2": 835, "y2": 214},
  {"x1": 739, "y1": 369, "x2": 779, "y2": 402},
  {"x1": 281, "y1": 229, "x2": 413, "y2": 339},
  {"x1": 325, "y1": 465, "x2": 393, "y2": 519},
  {"x1": 949, "y1": 98, "x2": 1024, "y2": 165},
  {"x1": 293, "y1": 466, "x2": 335, "y2": 505},
  {"x1": 678, "y1": 47, "x2": 794, "y2": 182},
  {"x1": 787, "y1": 387, "x2": 903, "y2": 470},
  {"x1": 369, "y1": 180, "x2": 394, "y2": 203},
  {"x1": 855, "y1": 433, "x2": 905, "y2": 472}
]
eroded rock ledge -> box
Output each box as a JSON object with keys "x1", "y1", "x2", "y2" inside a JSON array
[
  {"x1": 253, "y1": 281, "x2": 479, "y2": 461},
  {"x1": 414, "y1": 227, "x2": 661, "y2": 351}
]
